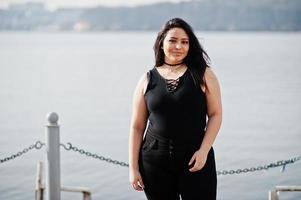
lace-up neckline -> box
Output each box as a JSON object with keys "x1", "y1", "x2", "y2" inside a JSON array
[{"x1": 154, "y1": 67, "x2": 188, "y2": 93}]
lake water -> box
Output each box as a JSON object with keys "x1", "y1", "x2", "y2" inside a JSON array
[{"x1": 0, "y1": 31, "x2": 300, "y2": 200}]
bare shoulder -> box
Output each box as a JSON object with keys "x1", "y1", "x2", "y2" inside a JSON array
[
  {"x1": 135, "y1": 72, "x2": 149, "y2": 95},
  {"x1": 204, "y1": 67, "x2": 220, "y2": 93},
  {"x1": 138, "y1": 72, "x2": 148, "y2": 85},
  {"x1": 205, "y1": 67, "x2": 218, "y2": 81}
]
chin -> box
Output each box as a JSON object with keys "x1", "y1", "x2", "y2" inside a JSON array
[{"x1": 172, "y1": 58, "x2": 184, "y2": 62}]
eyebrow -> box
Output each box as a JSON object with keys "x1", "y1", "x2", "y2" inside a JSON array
[{"x1": 170, "y1": 37, "x2": 189, "y2": 41}]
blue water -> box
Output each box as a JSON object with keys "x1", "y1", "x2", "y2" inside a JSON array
[{"x1": 0, "y1": 32, "x2": 300, "y2": 199}]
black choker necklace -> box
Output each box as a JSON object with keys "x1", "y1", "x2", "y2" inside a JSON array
[{"x1": 164, "y1": 61, "x2": 184, "y2": 67}]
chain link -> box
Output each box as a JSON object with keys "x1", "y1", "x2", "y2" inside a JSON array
[
  {"x1": 60, "y1": 142, "x2": 129, "y2": 167},
  {"x1": 1, "y1": 141, "x2": 300, "y2": 176},
  {"x1": 216, "y1": 156, "x2": 301, "y2": 176},
  {"x1": 0, "y1": 141, "x2": 45, "y2": 164},
  {"x1": 61, "y1": 142, "x2": 301, "y2": 175}
]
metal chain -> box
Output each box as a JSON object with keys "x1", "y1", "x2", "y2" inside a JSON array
[
  {"x1": 61, "y1": 142, "x2": 301, "y2": 175},
  {"x1": 60, "y1": 142, "x2": 129, "y2": 167},
  {"x1": 1, "y1": 141, "x2": 300, "y2": 176},
  {"x1": 0, "y1": 141, "x2": 45, "y2": 164},
  {"x1": 217, "y1": 156, "x2": 301, "y2": 175}
]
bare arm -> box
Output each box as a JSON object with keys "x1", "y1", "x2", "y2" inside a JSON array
[
  {"x1": 199, "y1": 67, "x2": 222, "y2": 154},
  {"x1": 129, "y1": 73, "x2": 148, "y2": 190},
  {"x1": 189, "y1": 67, "x2": 222, "y2": 172}
]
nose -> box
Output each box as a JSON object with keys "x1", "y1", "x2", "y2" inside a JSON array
[{"x1": 176, "y1": 43, "x2": 181, "y2": 49}]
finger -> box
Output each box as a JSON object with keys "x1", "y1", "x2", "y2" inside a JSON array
[
  {"x1": 137, "y1": 183, "x2": 144, "y2": 190},
  {"x1": 188, "y1": 154, "x2": 196, "y2": 165},
  {"x1": 132, "y1": 182, "x2": 138, "y2": 190},
  {"x1": 136, "y1": 185, "x2": 143, "y2": 191},
  {"x1": 134, "y1": 179, "x2": 145, "y2": 191},
  {"x1": 132, "y1": 183, "x2": 137, "y2": 190},
  {"x1": 138, "y1": 178, "x2": 145, "y2": 189},
  {"x1": 190, "y1": 161, "x2": 206, "y2": 172},
  {"x1": 189, "y1": 161, "x2": 201, "y2": 172},
  {"x1": 189, "y1": 165, "x2": 198, "y2": 172},
  {"x1": 132, "y1": 182, "x2": 140, "y2": 191}
]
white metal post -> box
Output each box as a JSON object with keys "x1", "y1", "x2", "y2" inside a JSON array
[
  {"x1": 45, "y1": 112, "x2": 61, "y2": 200},
  {"x1": 268, "y1": 190, "x2": 278, "y2": 200}
]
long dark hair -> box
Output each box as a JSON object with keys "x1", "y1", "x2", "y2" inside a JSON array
[{"x1": 153, "y1": 18, "x2": 210, "y2": 86}]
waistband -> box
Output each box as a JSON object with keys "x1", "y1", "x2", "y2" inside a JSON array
[{"x1": 145, "y1": 131, "x2": 204, "y2": 150}]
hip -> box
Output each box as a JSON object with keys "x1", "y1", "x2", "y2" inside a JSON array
[{"x1": 140, "y1": 131, "x2": 211, "y2": 159}]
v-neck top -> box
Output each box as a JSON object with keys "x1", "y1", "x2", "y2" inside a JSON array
[{"x1": 144, "y1": 67, "x2": 207, "y2": 145}]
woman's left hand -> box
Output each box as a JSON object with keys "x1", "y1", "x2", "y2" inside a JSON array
[{"x1": 188, "y1": 149, "x2": 208, "y2": 172}]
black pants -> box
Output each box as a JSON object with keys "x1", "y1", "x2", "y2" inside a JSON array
[{"x1": 139, "y1": 133, "x2": 217, "y2": 200}]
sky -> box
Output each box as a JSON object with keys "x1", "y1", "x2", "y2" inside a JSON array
[{"x1": 0, "y1": 0, "x2": 192, "y2": 9}]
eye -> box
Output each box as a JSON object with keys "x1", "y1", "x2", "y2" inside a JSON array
[
  {"x1": 182, "y1": 41, "x2": 189, "y2": 44},
  {"x1": 169, "y1": 39, "x2": 176, "y2": 43}
]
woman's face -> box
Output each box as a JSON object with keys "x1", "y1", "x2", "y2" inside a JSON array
[{"x1": 162, "y1": 27, "x2": 189, "y2": 64}]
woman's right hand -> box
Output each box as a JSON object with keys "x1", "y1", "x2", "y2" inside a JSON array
[{"x1": 129, "y1": 168, "x2": 145, "y2": 191}]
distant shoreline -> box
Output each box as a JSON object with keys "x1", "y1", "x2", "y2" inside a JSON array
[{"x1": 1, "y1": 0, "x2": 300, "y2": 32}]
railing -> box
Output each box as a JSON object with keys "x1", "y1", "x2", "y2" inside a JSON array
[
  {"x1": 45, "y1": 112, "x2": 61, "y2": 200},
  {"x1": 269, "y1": 186, "x2": 301, "y2": 200},
  {"x1": 39, "y1": 112, "x2": 91, "y2": 200},
  {"x1": 1, "y1": 112, "x2": 301, "y2": 199},
  {"x1": 35, "y1": 161, "x2": 91, "y2": 200}
]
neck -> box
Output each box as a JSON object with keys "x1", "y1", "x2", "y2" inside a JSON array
[{"x1": 164, "y1": 61, "x2": 184, "y2": 67}]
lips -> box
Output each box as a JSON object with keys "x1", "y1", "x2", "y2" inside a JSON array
[
  {"x1": 172, "y1": 52, "x2": 182, "y2": 55},
  {"x1": 172, "y1": 53, "x2": 183, "y2": 56}
]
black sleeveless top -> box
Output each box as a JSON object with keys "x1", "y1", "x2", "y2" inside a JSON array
[{"x1": 144, "y1": 67, "x2": 207, "y2": 146}]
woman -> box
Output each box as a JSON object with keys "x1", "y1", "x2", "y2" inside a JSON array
[{"x1": 129, "y1": 18, "x2": 222, "y2": 200}]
